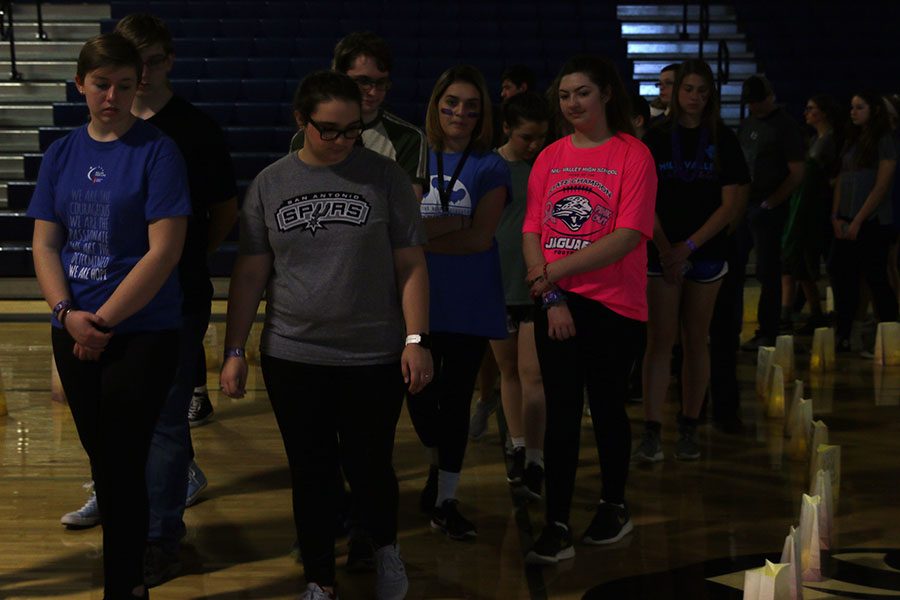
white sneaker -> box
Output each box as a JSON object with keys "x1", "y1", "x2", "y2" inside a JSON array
[
  {"x1": 374, "y1": 543, "x2": 408, "y2": 600},
  {"x1": 186, "y1": 461, "x2": 207, "y2": 507},
  {"x1": 300, "y1": 582, "x2": 337, "y2": 599},
  {"x1": 61, "y1": 483, "x2": 100, "y2": 528}
]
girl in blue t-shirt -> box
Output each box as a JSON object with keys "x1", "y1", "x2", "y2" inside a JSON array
[
  {"x1": 28, "y1": 33, "x2": 190, "y2": 599},
  {"x1": 409, "y1": 65, "x2": 510, "y2": 540}
]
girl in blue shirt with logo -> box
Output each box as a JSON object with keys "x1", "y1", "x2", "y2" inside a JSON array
[
  {"x1": 28, "y1": 33, "x2": 191, "y2": 599},
  {"x1": 409, "y1": 65, "x2": 511, "y2": 540}
]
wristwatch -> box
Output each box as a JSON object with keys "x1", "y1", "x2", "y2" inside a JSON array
[
  {"x1": 405, "y1": 333, "x2": 432, "y2": 349},
  {"x1": 224, "y1": 347, "x2": 246, "y2": 359}
]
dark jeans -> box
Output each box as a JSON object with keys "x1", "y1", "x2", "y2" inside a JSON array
[
  {"x1": 406, "y1": 332, "x2": 487, "y2": 473},
  {"x1": 52, "y1": 327, "x2": 177, "y2": 597},
  {"x1": 534, "y1": 292, "x2": 643, "y2": 525},
  {"x1": 260, "y1": 355, "x2": 405, "y2": 587},
  {"x1": 747, "y1": 202, "x2": 789, "y2": 338},
  {"x1": 146, "y1": 309, "x2": 209, "y2": 547},
  {"x1": 828, "y1": 220, "x2": 899, "y2": 340},
  {"x1": 709, "y1": 231, "x2": 746, "y2": 421}
]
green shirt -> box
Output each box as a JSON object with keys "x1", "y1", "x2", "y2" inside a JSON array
[{"x1": 494, "y1": 150, "x2": 533, "y2": 306}]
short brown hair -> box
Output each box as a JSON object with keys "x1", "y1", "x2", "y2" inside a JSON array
[
  {"x1": 425, "y1": 65, "x2": 493, "y2": 153},
  {"x1": 76, "y1": 32, "x2": 143, "y2": 82},
  {"x1": 332, "y1": 31, "x2": 392, "y2": 74},
  {"x1": 114, "y1": 13, "x2": 174, "y2": 55}
]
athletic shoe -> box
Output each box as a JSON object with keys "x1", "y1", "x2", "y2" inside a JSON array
[
  {"x1": 431, "y1": 499, "x2": 477, "y2": 540},
  {"x1": 345, "y1": 533, "x2": 375, "y2": 572},
  {"x1": 301, "y1": 582, "x2": 337, "y2": 600},
  {"x1": 633, "y1": 429, "x2": 664, "y2": 463},
  {"x1": 60, "y1": 483, "x2": 100, "y2": 528},
  {"x1": 506, "y1": 447, "x2": 525, "y2": 484},
  {"x1": 518, "y1": 463, "x2": 543, "y2": 501},
  {"x1": 525, "y1": 523, "x2": 574, "y2": 565},
  {"x1": 186, "y1": 461, "x2": 207, "y2": 507},
  {"x1": 419, "y1": 465, "x2": 438, "y2": 513},
  {"x1": 374, "y1": 543, "x2": 408, "y2": 600},
  {"x1": 468, "y1": 395, "x2": 498, "y2": 441},
  {"x1": 583, "y1": 502, "x2": 633, "y2": 545},
  {"x1": 187, "y1": 390, "x2": 214, "y2": 427},
  {"x1": 712, "y1": 414, "x2": 745, "y2": 435},
  {"x1": 143, "y1": 542, "x2": 182, "y2": 588},
  {"x1": 741, "y1": 332, "x2": 775, "y2": 351},
  {"x1": 675, "y1": 432, "x2": 701, "y2": 461}
]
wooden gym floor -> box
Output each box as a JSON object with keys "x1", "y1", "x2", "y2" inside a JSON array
[{"x1": 1, "y1": 299, "x2": 899, "y2": 599}]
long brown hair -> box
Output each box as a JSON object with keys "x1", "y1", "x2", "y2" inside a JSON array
[
  {"x1": 424, "y1": 65, "x2": 493, "y2": 153},
  {"x1": 843, "y1": 90, "x2": 891, "y2": 169},
  {"x1": 548, "y1": 55, "x2": 635, "y2": 137},
  {"x1": 668, "y1": 59, "x2": 722, "y2": 167}
]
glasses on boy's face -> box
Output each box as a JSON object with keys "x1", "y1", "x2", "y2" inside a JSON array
[
  {"x1": 351, "y1": 76, "x2": 392, "y2": 92},
  {"x1": 143, "y1": 53, "x2": 170, "y2": 70},
  {"x1": 306, "y1": 117, "x2": 364, "y2": 141}
]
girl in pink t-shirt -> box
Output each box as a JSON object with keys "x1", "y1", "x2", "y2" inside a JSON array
[{"x1": 522, "y1": 55, "x2": 657, "y2": 566}]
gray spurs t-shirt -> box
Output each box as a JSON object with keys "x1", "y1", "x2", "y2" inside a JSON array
[{"x1": 240, "y1": 147, "x2": 427, "y2": 365}]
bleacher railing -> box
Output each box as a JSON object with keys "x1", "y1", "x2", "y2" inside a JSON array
[
  {"x1": 1, "y1": 0, "x2": 22, "y2": 80},
  {"x1": 2, "y1": 0, "x2": 48, "y2": 81}
]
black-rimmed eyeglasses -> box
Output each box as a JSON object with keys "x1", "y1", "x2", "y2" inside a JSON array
[
  {"x1": 351, "y1": 76, "x2": 392, "y2": 92},
  {"x1": 307, "y1": 117, "x2": 364, "y2": 141}
]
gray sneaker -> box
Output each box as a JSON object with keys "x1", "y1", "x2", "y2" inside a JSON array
[
  {"x1": 301, "y1": 583, "x2": 337, "y2": 600},
  {"x1": 61, "y1": 483, "x2": 100, "y2": 528},
  {"x1": 633, "y1": 429, "x2": 663, "y2": 463},
  {"x1": 374, "y1": 543, "x2": 408, "y2": 600},
  {"x1": 675, "y1": 432, "x2": 701, "y2": 461},
  {"x1": 468, "y1": 394, "x2": 498, "y2": 441}
]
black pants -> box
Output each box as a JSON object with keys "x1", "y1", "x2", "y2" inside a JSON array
[
  {"x1": 828, "y1": 220, "x2": 899, "y2": 340},
  {"x1": 52, "y1": 327, "x2": 177, "y2": 598},
  {"x1": 747, "y1": 202, "x2": 789, "y2": 338},
  {"x1": 407, "y1": 332, "x2": 487, "y2": 473},
  {"x1": 709, "y1": 232, "x2": 746, "y2": 421},
  {"x1": 260, "y1": 355, "x2": 405, "y2": 586},
  {"x1": 534, "y1": 292, "x2": 643, "y2": 525}
]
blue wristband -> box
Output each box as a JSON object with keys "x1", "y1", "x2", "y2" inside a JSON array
[
  {"x1": 541, "y1": 288, "x2": 566, "y2": 310},
  {"x1": 224, "y1": 347, "x2": 245, "y2": 359}
]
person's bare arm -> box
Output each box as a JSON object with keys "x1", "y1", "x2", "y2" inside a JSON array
[
  {"x1": 95, "y1": 217, "x2": 188, "y2": 327},
  {"x1": 425, "y1": 187, "x2": 506, "y2": 254},
  {"x1": 207, "y1": 196, "x2": 238, "y2": 255}
]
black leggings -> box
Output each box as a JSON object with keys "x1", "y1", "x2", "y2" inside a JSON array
[
  {"x1": 534, "y1": 292, "x2": 643, "y2": 525},
  {"x1": 260, "y1": 354, "x2": 405, "y2": 587},
  {"x1": 52, "y1": 327, "x2": 177, "y2": 598},
  {"x1": 407, "y1": 332, "x2": 487, "y2": 473},
  {"x1": 828, "y1": 220, "x2": 899, "y2": 340}
]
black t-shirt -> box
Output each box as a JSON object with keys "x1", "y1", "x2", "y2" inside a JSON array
[
  {"x1": 737, "y1": 107, "x2": 806, "y2": 203},
  {"x1": 149, "y1": 95, "x2": 237, "y2": 313},
  {"x1": 644, "y1": 120, "x2": 750, "y2": 262}
]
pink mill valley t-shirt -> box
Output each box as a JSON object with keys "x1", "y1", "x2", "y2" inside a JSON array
[{"x1": 523, "y1": 133, "x2": 657, "y2": 321}]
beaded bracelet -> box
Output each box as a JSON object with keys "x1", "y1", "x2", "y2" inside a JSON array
[{"x1": 52, "y1": 299, "x2": 71, "y2": 321}]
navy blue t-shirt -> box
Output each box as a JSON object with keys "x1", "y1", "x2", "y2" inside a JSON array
[
  {"x1": 27, "y1": 120, "x2": 192, "y2": 333},
  {"x1": 421, "y1": 150, "x2": 510, "y2": 339}
]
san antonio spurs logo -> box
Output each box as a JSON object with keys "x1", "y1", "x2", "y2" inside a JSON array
[
  {"x1": 552, "y1": 195, "x2": 593, "y2": 231},
  {"x1": 276, "y1": 191, "x2": 370, "y2": 236}
]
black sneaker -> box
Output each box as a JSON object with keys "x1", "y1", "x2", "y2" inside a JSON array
[
  {"x1": 430, "y1": 499, "x2": 477, "y2": 540},
  {"x1": 583, "y1": 502, "x2": 634, "y2": 545},
  {"x1": 187, "y1": 391, "x2": 214, "y2": 427},
  {"x1": 507, "y1": 447, "x2": 525, "y2": 484},
  {"x1": 144, "y1": 542, "x2": 182, "y2": 588},
  {"x1": 419, "y1": 465, "x2": 438, "y2": 513},
  {"x1": 525, "y1": 522, "x2": 574, "y2": 565},
  {"x1": 518, "y1": 463, "x2": 543, "y2": 501},
  {"x1": 345, "y1": 532, "x2": 375, "y2": 572},
  {"x1": 741, "y1": 332, "x2": 775, "y2": 352},
  {"x1": 712, "y1": 414, "x2": 745, "y2": 435}
]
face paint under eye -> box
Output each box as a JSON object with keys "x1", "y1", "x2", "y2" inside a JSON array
[{"x1": 440, "y1": 107, "x2": 479, "y2": 119}]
